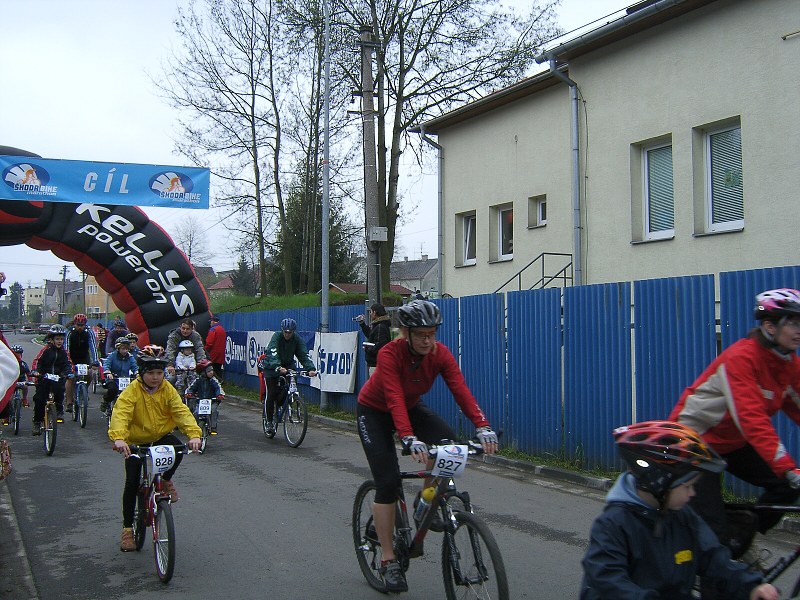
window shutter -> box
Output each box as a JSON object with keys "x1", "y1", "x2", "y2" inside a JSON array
[
  {"x1": 710, "y1": 128, "x2": 743, "y2": 224},
  {"x1": 646, "y1": 145, "x2": 673, "y2": 232}
]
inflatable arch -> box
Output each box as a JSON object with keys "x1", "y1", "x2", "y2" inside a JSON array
[{"x1": 0, "y1": 146, "x2": 211, "y2": 346}]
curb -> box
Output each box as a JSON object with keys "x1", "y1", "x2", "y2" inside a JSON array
[{"x1": 226, "y1": 394, "x2": 613, "y2": 490}]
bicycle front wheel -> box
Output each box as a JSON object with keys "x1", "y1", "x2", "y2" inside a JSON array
[
  {"x1": 153, "y1": 499, "x2": 176, "y2": 583},
  {"x1": 283, "y1": 393, "x2": 308, "y2": 447},
  {"x1": 133, "y1": 491, "x2": 147, "y2": 550},
  {"x1": 352, "y1": 480, "x2": 388, "y2": 592},
  {"x1": 11, "y1": 392, "x2": 21, "y2": 436},
  {"x1": 199, "y1": 418, "x2": 209, "y2": 454},
  {"x1": 442, "y1": 511, "x2": 509, "y2": 600},
  {"x1": 44, "y1": 403, "x2": 57, "y2": 456},
  {"x1": 78, "y1": 384, "x2": 89, "y2": 428}
]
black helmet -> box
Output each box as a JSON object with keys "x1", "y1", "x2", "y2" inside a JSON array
[
  {"x1": 46, "y1": 324, "x2": 67, "y2": 339},
  {"x1": 398, "y1": 300, "x2": 442, "y2": 328},
  {"x1": 137, "y1": 344, "x2": 167, "y2": 372},
  {"x1": 614, "y1": 420, "x2": 726, "y2": 500}
]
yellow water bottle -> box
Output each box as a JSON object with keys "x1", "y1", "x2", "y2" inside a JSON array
[{"x1": 414, "y1": 485, "x2": 437, "y2": 525}]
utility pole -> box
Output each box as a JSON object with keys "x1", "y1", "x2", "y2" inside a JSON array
[
  {"x1": 60, "y1": 265, "x2": 68, "y2": 321},
  {"x1": 319, "y1": 0, "x2": 331, "y2": 411},
  {"x1": 358, "y1": 25, "x2": 383, "y2": 306}
]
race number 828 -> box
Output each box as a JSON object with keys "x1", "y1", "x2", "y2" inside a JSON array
[{"x1": 154, "y1": 456, "x2": 174, "y2": 468}]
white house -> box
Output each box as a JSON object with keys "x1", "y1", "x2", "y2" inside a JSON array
[{"x1": 418, "y1": 0, "x2": 800, "y2": 297}]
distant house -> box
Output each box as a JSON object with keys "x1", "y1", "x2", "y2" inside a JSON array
[
  {"x1": 390, "y1": 255, "x2": 439, "y2": 297},
  {"x1": 207, "y1": 276, "x2": 234, "y2": 299},
  {"x1": 330, "y1": 282, "x2": 414, "y2": 299},
  {"x1": 192, "y1": 265, "x2": 218, "y2": 290}
]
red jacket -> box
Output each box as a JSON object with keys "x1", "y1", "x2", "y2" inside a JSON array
[
  {"x1": 669, "y1": 337, "x2": 800, "y2": 477},
  {"x1": 204, "y1": 323, "x2": 227, "y2": 364},
  {"x1": 358, "y1": 338, "x2": 489, "y2": 439}
]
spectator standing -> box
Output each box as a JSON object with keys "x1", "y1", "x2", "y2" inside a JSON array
[
  {"x1": 165, "y1": 318, "x2": 205, "y2": 377},
  {"x1": 105, "y1": 319, "x2": 129, "y2": 355},
  {"x1": 94, "y1": 322, "x2": 108, "y2": 359},
  {"x1": 204, "y1": 316, "x2": 227, "y2": 383},
  {"x1": 355, "y1": 303, "x2": 392, "y2": 377}
]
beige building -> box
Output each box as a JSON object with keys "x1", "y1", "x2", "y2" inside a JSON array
[{"x1": 419, "y1": 0, "x2": 800, "y2": 297}]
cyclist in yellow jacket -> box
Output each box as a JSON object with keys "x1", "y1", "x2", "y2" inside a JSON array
[{"x1": 108, "y1": 344, "x2": 201, "y2": 552}]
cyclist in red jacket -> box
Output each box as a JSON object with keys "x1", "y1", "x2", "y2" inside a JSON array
[
  {"x1": 669, "y1": 288, "x2": 800, "y2": 554},
  {"x1": 356, "y1": 299, "x2": 498, "y2": 593}
]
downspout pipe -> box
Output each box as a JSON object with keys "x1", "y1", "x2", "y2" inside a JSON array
[
  {"x1": 418, "y1": 126, "x2": 444, "y2": 297},
  {"x1": 543, "y1": 58, "x2": 582, "y2": 286}
]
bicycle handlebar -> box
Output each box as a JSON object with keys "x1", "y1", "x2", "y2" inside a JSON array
[
  {"x1": 401, "y1": 439, "x2": 485, "y2": 457},
  {"x1": 128, "y1": 443, "x2": 190, "y2": 456}
]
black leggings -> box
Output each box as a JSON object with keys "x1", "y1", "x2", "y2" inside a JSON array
[
  {"x1": 265, "y1": 376, "x2": 286, "y2": 422},
  {"x1": 122, "y1": 433, "x2": 183, "y2": 527},
  {"x1": 691, "y1": 444, "x2": 800, "y2": 541},
  {"x1": 33, "y1": 378, "x2": 65, "y2": 422},
  {"x1": 357, "y1": 403, "x2": 457, "y2": 504}
]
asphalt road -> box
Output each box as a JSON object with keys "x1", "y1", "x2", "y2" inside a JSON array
[{"x1": 2, "y1": 331, "x2": 800, "y2": 599}]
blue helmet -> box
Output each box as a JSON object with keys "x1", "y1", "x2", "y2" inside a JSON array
[{"x1": 280, "y1": 318, "x2": 297, "y2": 332}]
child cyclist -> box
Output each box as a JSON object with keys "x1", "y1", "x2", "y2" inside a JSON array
[
  {"x1": 169, "y1": 339, "x2": 197, "y2": 397},
  {"x1": 30, "y1": 324, "x2": 73, "y2": 432},
  {"x1": 109, "y1": 345, "x2": 201, "y2": 552},
  {"x1": 1, "y1": 345, "x2": 31, "y2": 425},
  {"x1": 580, "y1": 420, "x2": 778, "y2": 600},
  {"x1": 184, "y1": 359, "x2": 224, "y2": 435},
  {"x1": 101, "y1": 337, "x2": 138, "y2": 413}
]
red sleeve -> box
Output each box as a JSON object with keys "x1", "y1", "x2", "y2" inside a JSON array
[
  {"x1": 725, "y1": 353, "x2": 796, "y2": 475},
  {"x1": 31, "y1": 346, "x2": 47, "y2": 372},
  {"x1": 379, "y1": 344, "x2": 415, "y2": 439},
  {"x1": 435, "y1": 346, "x2": 490, "y2": 429}
]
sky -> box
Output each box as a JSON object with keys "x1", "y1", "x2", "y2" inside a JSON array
[{"x1": 0, "y1": 0, "x2": 630, "y2": 290}]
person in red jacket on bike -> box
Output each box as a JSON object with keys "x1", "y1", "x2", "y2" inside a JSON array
[
  {"x1": 356, "y1": 299, "x2": 498, "y2": 593},
  {"x1": 204, "y1": 315, "x2": 227, "y2": 383},
  {"x1": 669, "y1": 288, "x2": 800, "y2": 555}
]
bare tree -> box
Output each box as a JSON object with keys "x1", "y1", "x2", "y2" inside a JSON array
[
  {"x1": 333, "y1": 0, "x2": 562, "y2": 291},
  {"x1": 172, "y1": 216, "x2": 213, "y2": 267},
  {"x1": 156, "y1": 0, "x2": 292, "y2": 296}
]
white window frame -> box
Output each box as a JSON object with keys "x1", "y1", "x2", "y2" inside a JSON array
[
  {"x1": 498, "y1": 206, "x2": 513, "y2": 260},
  {"x1": 87, "y1": 284, "x2": 98, "y2": 295},
  {"x1": 643, "y1": 142, "x2": 674, "y2": 241},
  {"x1": 704, "y1": 124, "x2": 743, "y2": 233},
  {"x1": 462, "y1": 213, "x2": 477, "y2": 266},
  {"x1": 528, "y1": 195, "x2": 547, "y2": 228}
]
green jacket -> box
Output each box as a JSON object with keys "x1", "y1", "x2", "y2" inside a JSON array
[{"x1": 259, "y1": 331, "x2": 316, "y2": 378}]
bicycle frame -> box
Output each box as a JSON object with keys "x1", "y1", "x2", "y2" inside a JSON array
[{"x1": 725, "y1": 502, "x2": 800, "y2": 592}]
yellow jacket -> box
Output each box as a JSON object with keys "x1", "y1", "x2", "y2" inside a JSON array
[{"x1": 108, "y1": 377, "x2": 202, "y2": 444}]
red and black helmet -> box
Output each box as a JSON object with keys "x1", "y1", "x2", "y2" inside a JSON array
[
  {"x1": 73, "y1": 313, "x2": 88, "y2": 325},
  {"x1": 196, "y1": 358, "x2": 213, "y2": 373},
  {"x1": 613, "y1": 420, "x2": 725, "y2": 499}
]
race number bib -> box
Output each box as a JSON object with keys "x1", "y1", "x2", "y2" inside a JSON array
[
  {"x1": 76, "y1": 364, "x2": 89, "y2": 376},
  {"x1": 148, "y1": 445, "x2": 177, "y2": 475},
  {"x1": 430, "y1": 445, "x2": 469, "y2": 478},
  {"x1": 117, "y1": 377, "x2": 130, "y2": 391},
  {"x1": 197, "y1": 399, "x2": 212, "y2": 415},
  {"x1": 45, "y1": 373, "x2": 60, "y2": 382}
]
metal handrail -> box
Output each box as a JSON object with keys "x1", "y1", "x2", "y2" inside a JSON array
[{"x1": 494, "y1": 252, "x2": 573, "y2": 293}]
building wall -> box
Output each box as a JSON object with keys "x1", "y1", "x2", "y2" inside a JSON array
[{"x1": 438, "y1": 0, "x2": 800, "y2": 297}]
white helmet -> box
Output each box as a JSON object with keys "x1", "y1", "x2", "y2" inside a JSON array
[{"x1": 178, "y1": 339, "x2": 194, "y2": 349}]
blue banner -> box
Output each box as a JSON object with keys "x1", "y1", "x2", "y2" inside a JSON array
[{"x1": 0, "y1": 156, "x2": 210, "y2": 209}]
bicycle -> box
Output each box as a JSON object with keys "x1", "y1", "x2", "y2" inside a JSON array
[
  {"x1": 262, "y1": 369, "x2": 310, "y2": 448},
  {"x1": 127, "y1": 443, "x2": 189, "y2": 583},
  {"x1": 9, "y1": 381, "x2": 34, "y2": 436},
  {"x1": 38, "y1": 373, "x2": 61, "y2": 456},
  {"x1": 71, "y1": 363, "x2": 91, "y2": 428},
  {"x1": 91, "y1": 364, "x2": 101, "y2": 394},
  {"x1": 102, "y1": 374, "x2": 132, "y2": 426},
  {"x1": 352, "y1": 440, "x2": 509, "y2": 599},
  {"x1": 715, "y1": 502, "x2": 800, "y2": 597},
  {"x1": 186, "y1": 396, "x2": 213, "y2": 453}
]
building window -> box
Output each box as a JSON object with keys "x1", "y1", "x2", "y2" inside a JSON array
[
  {"x1": 89, "y1": 306, "x2": 101, "y2": 314},
  {"x1": 706, "y1": 125, "x2": 743, "y2": 232},
  {"x1": 498, "y1": 206, "x2": 513, "y2": 260},
  {"x1": 87, "y1": 284, "x2": 98, "y2": 295},
  {"x1": 644, "y1": 143, "x2": 674, "y2": 240},
  {"x1": 528, "y1": 195, "x2": 546, "y2": 228},
  {"x1": 456, "y1": 212, "x2": 477, "y2": 266}
]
